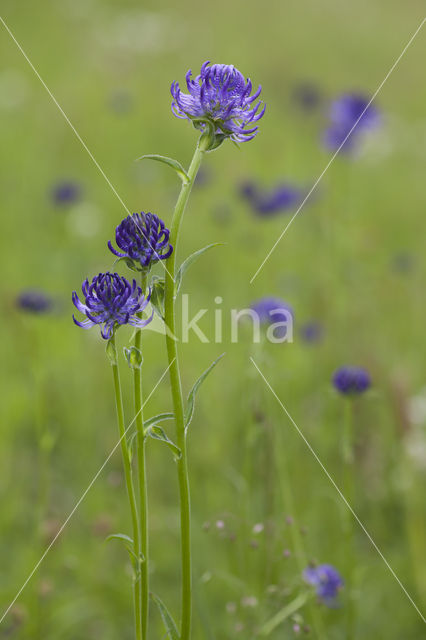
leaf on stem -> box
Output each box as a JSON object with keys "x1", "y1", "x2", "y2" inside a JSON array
[
  {"x1": 185, "y1": 353, "x2": 225, "y2": 430},
  {"x1": 151, "y1": 275, "x2": 166, "y2": 320},
  {"x1": 146, "y1": 425, "x2": 181, "y2": 459},
  {"x1": 105, "y1": 533, "x2": 144, "y2": 567},
  {"x1": 150, "y1": 592, "x2": 180, "y2": 640},
  {"x1": 136, "y1": 154, "x2": 189, "y2": 184},
  {"x1": 175, "y1": 243, "x2": 225, "y2": 294}
]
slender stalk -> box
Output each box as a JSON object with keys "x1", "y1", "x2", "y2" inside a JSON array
[
  {"x1": 110, "y1": 335, "x2": 142, "y2": 640},
  {"x1": 134, "y1": 273, "x2": 149, "y2": 638},
  {"x1": 164, "y1": 134, "x2": 209, "y2": 640},
  {"x1": 343, "y1": 399, "x2": 356, "y2": 640}
]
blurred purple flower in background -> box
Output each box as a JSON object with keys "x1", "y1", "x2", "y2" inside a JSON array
[
  {"x1": 240, "y1": 181, "x2": 306, "y2": 217},
  {"x1": 323, "y1": 93, "x2": 381, "y2": 153},
  {"x1": 51, "y1": 181, "x2": 82, "y2": 206},
  {"x1": 300, "y1": 321, "x2": 323, "y2": 344},
  {"x1": 292, "y1": 82, "x2": 322, "y2": 112},
  {"x1": 251, "y1": 297, "x2": 293, "y2": 339},
  {"x1": 17, "y1": 290, "x2": 53, "y2": 314},
  {"x1": 303, "y1": 564, "x2": 344, "y2": 606},
  {"x1": 72, "y1": 272, "x2": 153, "y2": 340},
  {"x1": 333, "y1": 366, "x2": 371, "y2": 395},
  {"x1": 171, "y1": 61, "x2": 265, "y2": 143},
  {"x1": 108, "y1": 212, "x2": 173, "y2": 271}
]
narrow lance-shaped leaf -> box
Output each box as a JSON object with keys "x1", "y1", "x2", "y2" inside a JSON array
[
  {"x1": 128, "y1": 413, "x2": 174, "y2": 458},
  {"x1": 175, "y1": 243, "x2": 225, "y2": 294},
  {"x1": 150, "y1": 592, "x2": 180, "y2": 640},
  {"x1": 146, "y1": 425, "x2": 181, "y2": 459},
  {"x1": 185, "y1": 353, "x2": 225, "y2": 430},
  {"x1": 136, "y1": 154, "x2": 189, "y2": 184},
  {"x1": 105, "y1": 533, "x2": 143, "y2": 567},
  {"x1": 150, "y1": 276, "x2": 166, "y2": 320}
]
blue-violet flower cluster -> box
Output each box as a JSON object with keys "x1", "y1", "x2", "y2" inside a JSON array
[
  {"x1": 251, "y1": 297, "x2": 293, "y2": 340},
  {"x1": 303, "y1": 564, "x2": 344, "y2": 606},
  {"x1": 17, "y1": 290, "x2": 53, "y2": 314},
  {"x1": 333, "y1": 366, "x2": 371, "y2": 395},
  {"x1": 72, "y1": 272, "x2": 152, "y2": 340},
  {"x1": 171, "y1": 61, "x2": 265, "y2": 144},
  {"x1": 108, "y1": 212, "x2": 173, "y2": 271},
  {"x1": 240, "y1": 181, "x2": 304, "y2": 217},
  {"x1": 323, "y1": 93, "x2": 380, "y2": 153}
]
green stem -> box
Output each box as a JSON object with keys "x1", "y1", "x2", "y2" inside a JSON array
[
  {"x1": 135, "y1": 273, "x2": 149, "y2": 639},
  {"x1": 343, "y1": 399, "x2": 356, "y2": 640},
  {"x1": 110, "y1": 335, "x2": 142, "y2": 640},
  {"x1": 164, "y1": 134, "x2": 209, "y2": 640}
]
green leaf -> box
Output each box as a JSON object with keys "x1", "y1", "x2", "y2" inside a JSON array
[
  {"x1": 144, "y1": 412, "x2": 175, "y2": 431},
  {"x1": 150, "y1": 276, "x2": 166, "y2": 320},
  {"x1": 258, "y1": 592, "x2": 308, "y2": 636},
  {"x1": 150, "y1": 593, "x2": 180, "y2": 640},
  {"x1": 106, "y1": 532, "x2": 134, "y2": 547},
  {"x1": 185, "y1": 353, "x2": 225, "y2": 430},
  {"x1": 123, "y1": 346, "x2": 143, "y2": 370},
  {"x1": 176, "y1": 243, "x2": 225, "y2": 294},
  {"x1": 146, "y1": 425, "x2": 181, "y2": 459},
  {"x1": 136, "y1": 154, "x2": 189, "y2": 184},
  {"x1": 127, "y1": 413, "x2": 174, "y2": 459},
  {"x1": 105, "y1": 338, "x2": 117, "y2": 365}
]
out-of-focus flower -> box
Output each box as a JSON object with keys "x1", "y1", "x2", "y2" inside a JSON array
[
  {"x1": 17, "y1": 290, "x2": 53, "y2": 314},
  {"x1": 332, "y1": 366, "x2": 371, "y2": 395},
  {"x1": 291, "y1": 82, "x2": 321, "y2": 111},
  {"x1": 323, "y1": 93, "x2": 381, "y2": 153},
  {"x1": 72, "y1": 272, "x2": 152, "y2": 340},
  {"x1": 108, "y1": 212, "x2": 173, "y2": 271},
  {"x1": 51, "y1": 181, "x2": 82, "y2": 206},
  {"x1": 300, "y1": 322, "x2": 323, "y2": 343},
  {"x1": 240, "y1": 181, "x2": 304, "y2": 217},
  {"x1": 171, "y1": 61, "x2": 265, "y2": 144},
  {"x1": 303, "y1": 564, "x2": 344, "y2": 606},
  {"x1": 250, "y1": 297, "x2": 294, "y2": 340}
]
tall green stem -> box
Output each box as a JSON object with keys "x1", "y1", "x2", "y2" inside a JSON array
[
  {"x1": 134, "y1": 273, "x2": 149, "y2": 639},
  {"x1": 164, "y1": 134, "x2": 209, "y2": 640},
  {"x1": 343, "y1": 399, "x2": 356, "y2": 640},
  {"x1": 110, "y1": 335, "x2": 142, "y2": 640}
]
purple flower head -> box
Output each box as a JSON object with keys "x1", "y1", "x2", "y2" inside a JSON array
[
  {"x1": 251, "y1": 297, "x2": 293, "y2": 340},
  {"x1": 51, "y1": 181, "x2": 81, "y2": 206},
  {"x1": 171, "y1": 61, "x2": 265, "y2": 146},
  {"x1": 333, "y1": 366, "x2": 371, "y2": 395},
  {"x1": 17, "y1": 289, "x2": 53, "y2": 314},
  {"x1": 323, "y1": 93, "x2": 380, "y2": 153},
  {"x1": 72, "y1": 272, "x2": 153, "y2": 340},
  {"x1": 303, "y1": 564, "x2": 344, "y2": 606},
  {"x1": 241, "y1": 181, "x2": 304, "y2": 217},
  {"x1": 108, "y1": 212, "x2": 173, "y2": 272}
]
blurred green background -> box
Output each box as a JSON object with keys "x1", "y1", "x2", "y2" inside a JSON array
[{"x1": 0, "y1": 0, "x2": 425, "y2": 638}]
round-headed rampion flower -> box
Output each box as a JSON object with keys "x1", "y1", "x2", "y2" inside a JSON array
[
  {"x1": 250, "y1": 297, "x2": 294, "y2": 340},
  {"x1": 72, "y1": 272, "x2": 153, "y2": 340},
  {"x1": 240, "y1": 181, "x2": 304, "y2": 217},
  {"x1": 51, "y1": 181, "x2": 81, "y2": 206},
  {"x1": 17, "y1": 289, "x2": 53, "y2": 314},
  {"x1": 303, "y1": 564, "x2": 344, "y2": 606},
  {"x1": 323, "y1": 93, "x2": 380, "y2": 153},
  {"x1": 332, "y1": 366, "x2": 371, "y2": 395},
  {"x1": 171, "y1": 61, "x2": 265, "y2": 144},
  {"x1": 108, "y1": 212, "x2": 173, "y2": 272}
]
